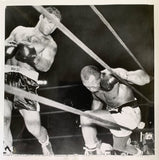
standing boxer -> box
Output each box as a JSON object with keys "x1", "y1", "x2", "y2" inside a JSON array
[
  {"x1": 4, "y1": 7, "x2": 62, "y2": 155},
  {"x1": 80, "y1": 65, "x2": 150, "y2": 155}
]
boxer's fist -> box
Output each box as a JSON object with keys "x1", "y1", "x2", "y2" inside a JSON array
[
  {"x1": 5, "y1": 40, "x2": 18, "y2": 59},
  {"x1": 100, "y1": 75, "x2": 118, "y2": 91},
  {"x1": 15, "y1": 43, "x2": 37, "y2": 67}
]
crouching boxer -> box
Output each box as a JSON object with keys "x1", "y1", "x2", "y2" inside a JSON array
[
  {"x1": 80, "y1": 65, "x2": 150, "y2": 155},
  {"x1": 4, "y1": 6, "x2": 62, "y2": 155}
]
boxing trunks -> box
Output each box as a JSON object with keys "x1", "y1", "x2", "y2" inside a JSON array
[
  {"x1": 92, "y1": 92, "x2": 141, "y2": 137},
  {"x1": 5, "y1": 65, "x2": 39, "y2": 111}
]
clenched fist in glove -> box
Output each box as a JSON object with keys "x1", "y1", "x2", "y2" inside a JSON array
[{"x1": 15, "y1": 43, "x2": 37, "y2": 67}]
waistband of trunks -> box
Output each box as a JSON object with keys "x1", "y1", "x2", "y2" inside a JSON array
[
  {"x1": 109, "y1": 99, "x2": 138, "y2": 114},
  {"x1": 5, "y1": 65, "x2": 39, "y2": 81},
  {"x1": 118, "y1": 99, "x2": 138, "y2": 109}
]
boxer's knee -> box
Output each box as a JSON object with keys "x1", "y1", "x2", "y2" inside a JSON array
[
  {"x1": 21, "y1": 109, "x2": 42, "y2": 137},
  {"x1": 4, "y1": 116, "x2": 11, "y2": 127},
  {"x1": 4, "y1": 100, "x2": 12, "y2": 126},
  {"x1": 25, "y1": 119, "x2": 41, "y2": 137},
  {"x1": 40, "y1": 126, "x2": 48, "y2": 136},
  {"x1": 38, "y1": 126, "x2": 48, "y2": 143}
]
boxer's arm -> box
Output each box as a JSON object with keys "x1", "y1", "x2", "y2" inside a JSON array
[
  {"x1": 34, "y1": 40, "x2": 57, "y2": 72},
  {"x1": 124, "y1": 69, "x2": 150, "y2": 86},
  {"x1": 112, "y1": 68, "x2": 150, "y2": 86},
  {"x1": 91, "y1": 99, "x2": 103, "y2": 111},
  {"x1": 5, "y1": 27, "x2": 18, "y2": 56},
  {"x1": 5, "y1": 26, "x2": 27, "y2": 60},
  {"x1": 5, "y1": 26, "x2": 24, "y2": 46}
]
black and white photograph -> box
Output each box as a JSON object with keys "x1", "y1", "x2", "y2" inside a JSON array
[{"x1": 1, "y1": 1, "x2": 158, "y2": 159}]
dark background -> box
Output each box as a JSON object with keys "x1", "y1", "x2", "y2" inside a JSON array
[{"x1": 5, "y1": 5, "x2": 154, "y2": 155}]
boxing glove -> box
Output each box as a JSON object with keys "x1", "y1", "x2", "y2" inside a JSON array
[
  {"x1": 100, "y1": 74, "x2": 118, "y2": 91},
  {"x1": 15, "y1": 43, "x2": 37, "y2": 67},
  {"x1": 5, "y1": 46, "x2": 19, "y2": 60}
]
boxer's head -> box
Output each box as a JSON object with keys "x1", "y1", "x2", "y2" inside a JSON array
[
  {"x1": 38, "y1": 7, "x2": 62, "y2": 35},
  {"x1": 44, "y1": 7, "x2": 62, "y2": 21},
  {"x1": 81, "y1": 65, "x2": 101, "y2": 92}
]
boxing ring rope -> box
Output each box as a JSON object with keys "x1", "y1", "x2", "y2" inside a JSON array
[
  {"x1": 33, "y1": 6, "x2": 153, "y2": 104},
  {"x1": 5, "y1": 84, "x2": 131, "y2": 131},
  {"x1": 38, "y1": 84, "x2": 81, "y2": 91},
  {"x1": 90, "y1": 5, "x2": 145, "y2": 71}
]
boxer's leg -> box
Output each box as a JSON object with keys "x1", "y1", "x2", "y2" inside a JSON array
[
  {"x1": 4, "y1": 99, "x2": 14, "y2": 154},
  {"x1": 19, "y1": 108, "x2": 53, "y2": 155}
]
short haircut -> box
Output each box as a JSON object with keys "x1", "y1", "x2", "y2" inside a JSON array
[
  {"x1": 44, "y1": 6, "x2": 62, "y2": 21},
  {"x1": 80, "y1": 65, "x2": 100, "y2": 81}
]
